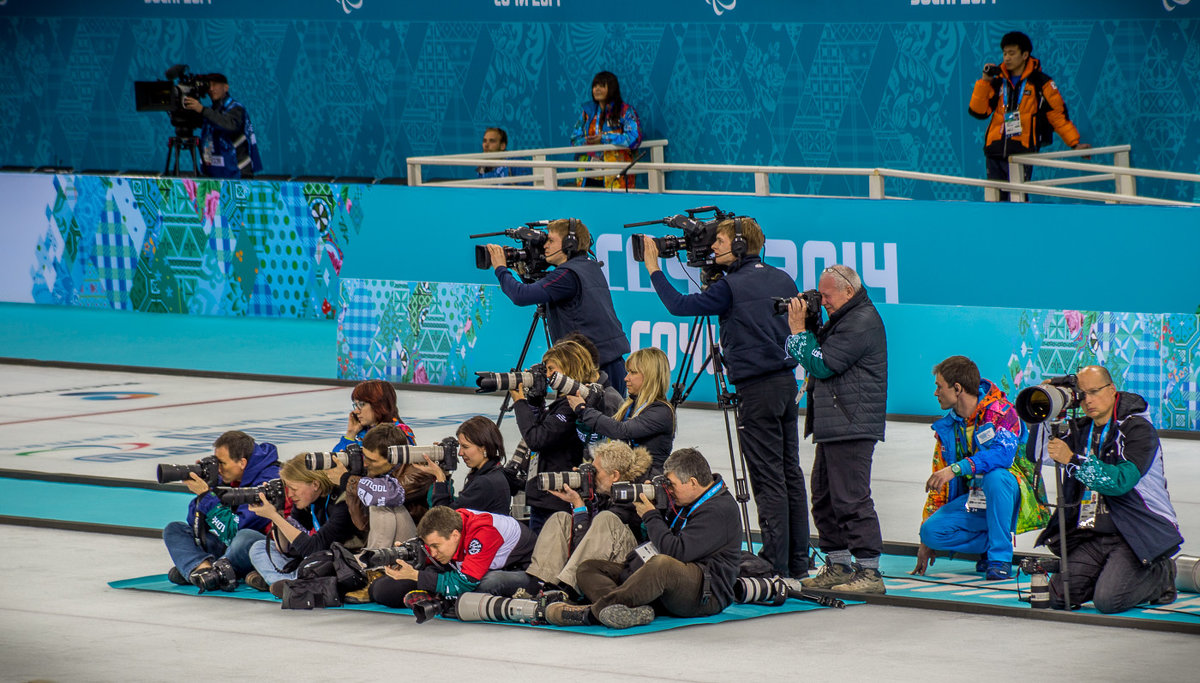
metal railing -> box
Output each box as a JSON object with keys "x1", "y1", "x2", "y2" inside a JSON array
[{"x1": 406, "y1": 141, "x2": 1200, "y2": 207}]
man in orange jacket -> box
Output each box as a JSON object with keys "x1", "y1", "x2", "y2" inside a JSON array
[{"x1": 969, "y1": 31, "x2": 1090, "y2": 201}]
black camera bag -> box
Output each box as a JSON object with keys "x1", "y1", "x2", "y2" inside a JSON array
[{"x1": 281, "y1": 577, "x2": 341, "y2": 610}]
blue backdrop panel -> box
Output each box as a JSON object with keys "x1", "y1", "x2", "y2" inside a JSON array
[
  {"x1": 339, "y1": 278, "x2": 1200, "y2": 430},
  {"x1": 2, "y1": 2, "x2": 1198, "y2": 199}
]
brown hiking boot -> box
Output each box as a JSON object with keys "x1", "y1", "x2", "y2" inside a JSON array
[
  {"x1": 800, "y1": 562, "x2": 856, "y2": 589},
  {"x1": 545, "y1": 602, "x2": 592, "y2": 626},
  {"x1": 830, "y1": 567, "x2": 886, "y2": 595}
]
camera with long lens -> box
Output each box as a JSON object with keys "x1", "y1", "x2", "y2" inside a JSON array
[
  {"x1": 403, "y1": 589, "x2": 449, "y2": 624},
  {"x1": 133, "y1": 64, "x2": 212, "y2": 136},
  {"x1": 157, "y1": 455, "x2": 221, "y2": 487},
  {"x1": 386, "y1": 437, "x2": 460, "y2": 473},
  {"x1": 455, "y1": 590, "x2": 567, "y2": 625},
  {"x1": 772, "y1": 289, "x2": 823, "y2": 333},
  {"x1": 470, "y1": 224, "x2": 552, "y2": 283},
  {"x1": 546, "y1": 371, "x2": 606, "y2": 409},
  {"x1": 188, "y1": 557, "x2": 238, "y2": 594},
  {"x1": 1017, "y1": 556, "x2": 1059, "y2": 609},
  {"x1": 358, "y1": 537, "x2": 430, "y2": 570},
  {"x1": 503, "y1": 440, "x2": 532, "y2": 497},
  {"x1": 304, "y1": 443, "x2": 367, "y2": 476},
  {"x1": 474, "y1": 363, "x2": 548, "y2": 400},
  {"x1": 536, "y1": 462, "x2": 596, "y2": 498},
  {"x1": 610, "y1": 475, "x2": 673, "y2": 511},
  {"x1": 735, "y1": 576, "x2": 846, "y2": 608},
  {"x1": 1014, "y1": 375, "x2": 1082, "y2": 425},
  {"x1": 219, "y1": 478, "x2": 286, "y2": 509}
]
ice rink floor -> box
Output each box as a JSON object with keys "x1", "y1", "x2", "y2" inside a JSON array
[{"x1": 1, "y1": 364, "x2": 1197, "y2": 681}]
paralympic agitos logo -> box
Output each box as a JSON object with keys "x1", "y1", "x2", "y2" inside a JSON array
[{"x1": 707, "y1": 0, "x2": 736, "y2": 15}]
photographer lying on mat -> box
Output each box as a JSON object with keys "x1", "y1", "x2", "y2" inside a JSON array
[
  {"x1": 522, "y1": 440, "x2": 655, "y2": 599},
  {"x1": 367, "y1": 505, "x2": 536, "y2": 608},
  {"x1": 912, "y1": 356, "x2": 1047, "y2": 581},
  {"x1": 245, "y1": 454, "x2": 366, "y2": 597},
  {"x1": 547, "y1": 447, "x2": 742, "y2": 629},
  {"x1": 1033, "y1": 366, "x2": 1182, "y2": 613},
  {"x1": 161, "y1": 430, "x2": 280, "y2": 592}
]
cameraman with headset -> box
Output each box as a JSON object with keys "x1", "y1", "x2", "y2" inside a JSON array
[
  {"x1": 639, "y1": 218, "x2": 810, "y2": 580},
  {"x1": 1035, "y1": 366, "x2": 1181, "y2": 613},
  {"x1": 181, "y1": 73, "x2": 262, "y2": 179},
  {"x1": 486, "y1": 218, "x2": 630, "y2": 394},
  {"x1": 161, "y1": 430, "x2": 280, "y2": 591}
]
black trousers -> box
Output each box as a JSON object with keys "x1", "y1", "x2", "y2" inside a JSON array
[
  {"x1": 1049, "y1": 533, "x2": 1174, "y2": 614},
  {"x1": 736, "y1": 372, "x2": 810, "y2": 576},
  {"x1": 986, "y1": 155, "x2": 1034, "y2": 202},
  {"x1": 810, "y1": 438, "x2": 883, "y2": 560},
  {"x1": 576, "y1": 555, "x2": 721, "y2": 619}
]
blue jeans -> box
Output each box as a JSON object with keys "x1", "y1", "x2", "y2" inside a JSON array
[
  {"x1": 248, "y1": 538, "x2": 298, "y2": 585},
  {"x1": 919, "y1": 468, "x2": 1019, "y2": 564},
  {"x1": 162, "y1": 522, "x2": 264, "y2": 577}
]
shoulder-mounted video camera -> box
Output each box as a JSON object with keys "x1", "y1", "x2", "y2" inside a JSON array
[
  {"x1": 471, "y1": 223, "x2": 553, "y2": 283},
  {"x1": 134, "y1": 64, "x2": 213, "y2": 136},
  {"x1": 626, "y1": 206, "x2": 737, "y2": 286}
]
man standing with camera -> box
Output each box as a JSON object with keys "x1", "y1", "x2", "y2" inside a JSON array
[
  {"x1": 161, "y1": 430, "x2": 280, "y2": 592},
  {"x1": 639, "y1": 219, "x2": 811, "y2": 580},
  {"x1": 487, "y1": 218, "x2": 629, "y2": 393},
  {"x1": 1036, "y1": 366, "x2": 1181, "y2": 613},
  {"x1": 550, "y1": 448, "x2": 743, "y2": 629},
  {"x1": 969, "y1": 31, "x2": 1088, "y2": 201},
  {"x1": 787, "y1": 264, "x2": 887, "y2": 594},
  {"x1": 182, "y1": 73, "x2": 262, "y2": 179}
]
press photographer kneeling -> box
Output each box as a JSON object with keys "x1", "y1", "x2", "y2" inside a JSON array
[
  {"x1": 551, "y1": 447, "x2": 743, "y2": 629},
  {"x1": 1029, "y1": 366, "x2": 1182, "y2": 613},
  {"x1": 161, "y1": 430, "x2": 280, "y2": 592}
]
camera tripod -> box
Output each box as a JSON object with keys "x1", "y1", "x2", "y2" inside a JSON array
[
  {"x1": 495, "y1": 303, "x2": 551, "y2": 426},
  {"x1": 670, "y1": 315, "x2": 755, "y2": 551},
  {"x1": 163, "y1": 134, "x2": 200, "y2": 177}
]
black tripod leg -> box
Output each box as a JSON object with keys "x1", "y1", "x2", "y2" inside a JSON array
[
  {"x1": 164, "y1": 138, "x2": 173, "y2": 177},
  {"x1": 496, "y1": 305, "x2": 547, "y2": 426}
]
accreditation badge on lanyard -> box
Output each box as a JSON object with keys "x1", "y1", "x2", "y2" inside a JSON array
[
  {"x1": 1077, "y1": 422, "x2": 1109, "y2": 529},
  {"x1": 1002, "y1": 79, "x2": 1025, "y2": 136},
  {"x1": 965, "y1": 425, "x2": 994, "y2": 512}
]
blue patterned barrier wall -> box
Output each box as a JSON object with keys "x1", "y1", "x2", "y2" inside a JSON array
[
  {"x1": 3, "y1": 1, "x2": 1198, "y2": 199},
  {"x1": 339, "y1": 278, "x2": 1200, "y2": 430}
]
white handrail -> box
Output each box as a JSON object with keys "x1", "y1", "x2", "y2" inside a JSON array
[{"x1": 405, "y1": 141, "x2": 1200, "y2": 207}]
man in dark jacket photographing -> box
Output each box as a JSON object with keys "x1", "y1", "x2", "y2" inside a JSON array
[
  {"x1": 552, "y1": 448, "x2": 743, "y2": 629},
  {"x1": 787, "y1": 264, "x2": 888, "y2": 594}
]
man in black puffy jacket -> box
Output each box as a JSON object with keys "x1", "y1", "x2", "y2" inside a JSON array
[{"x1": 786, "y1": 264, "x2": 888, "y2": 594}]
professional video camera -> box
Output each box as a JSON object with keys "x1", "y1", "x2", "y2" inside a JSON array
[
  {"x1": 772, "y1": 289, "x2": 823, "y2": 333},
  {"x1": 474, "y1": 363, "x2": 548, "y2": 400},
  {"x1": 1014, "y1": 375, "x2": 1082, "y2": 427},
  {"x1": 385, "y1": 437, "x2": 460, "y2": 473},
  {"x1": 134, "y1": 64, "x2": 212, "y2": 136},
  {"x1": 536, "y1": 462, "x2": 596, "y2": 498},
  {"x1": 219, "y1": 478, "x2": 286, "y2": 509},
  {"x1": 625, "y1": 206, "x2": 738, "y2": 284},
  {"x1": 157, "y1": 455, "x2": 221, "y2": 487},
  {"x1": 305, "y1": 443, "x2": 367, "y2": 476},
  {"x1": 470, "y1": 223, "x2": 552, "y2": 283},
  {"x1": 610, "y1": 475, "x2": 674, "y2": 511},
  {"x1": 358, "y1": 537, "x2": 430, "y2": 570}
]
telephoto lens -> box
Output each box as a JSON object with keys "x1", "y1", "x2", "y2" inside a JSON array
[
  {"x1": 734, "y1": 577, "x2": 788, "y2": 606},
  {"x1": 455, "y1": 592, "x2": 544, "y2": 624}
]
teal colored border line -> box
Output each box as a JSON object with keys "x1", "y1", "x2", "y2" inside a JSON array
[{"x1": 0, "y1": 477, "x2": 192, "y2": 530}]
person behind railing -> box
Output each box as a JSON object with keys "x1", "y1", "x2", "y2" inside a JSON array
[
  {"x1": 969, "y1": 31, "x2": 1089, "y2": 201},
  {"x1": 478, "y1": 127, "x2": 510, "y2": 179},
  {"x1": 181, "y1": 73, "x2": 262, "y2": 179},
  {"x1": 570, "y1": 70, "x2": 642, "y2": 189}
]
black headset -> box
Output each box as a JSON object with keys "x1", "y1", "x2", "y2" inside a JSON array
[
  {"x1": 728, "y1": 217, "x2": 748, "y2": 259},
  {"x1": 560, "y1": 218, "x2": 581, "y2": 256}
]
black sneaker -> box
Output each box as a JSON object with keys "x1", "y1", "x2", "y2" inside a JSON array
[
  {"x1": 167, "y1": 567, "x2": 190, "y2": 586},
  {"x1": 1151, "y1": 558, "x2": 1178, "y2": 606}
]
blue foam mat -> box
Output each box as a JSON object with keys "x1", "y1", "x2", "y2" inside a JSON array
[
  {"x1": 874, "y1": 554, "x2": 1200, "y2": 627},
  {"x1": 108, "y1": 574, "x2": 857, "y2": 636}
]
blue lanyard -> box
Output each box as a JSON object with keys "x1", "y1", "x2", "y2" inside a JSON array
[
  {"x1": 1086, "y1": 421, "x2": 1110, "y2": 458},
  {"x1": 1003, "y1": 76, "x2": 1026, "y2": 112},
  {"x1": 670, "y1": 479, "x2": 725, "y2": 531},
  {"x1": 310, "y1": 493, "x2": 331, "y2": 532}
]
